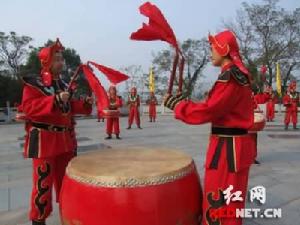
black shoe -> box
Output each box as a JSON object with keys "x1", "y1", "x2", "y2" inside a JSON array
[
  {"x1": 105, "y1": 135, "x2": 112, "y2": 140},
  {"x1": 32, "y1": 220, "x2": 46, "y2": 225},
  {"x1": 127, "y1": 126, "x2": 131, "y2": 129},
  {"x1": 116, "y1": 134, "x2": 122, "y2": 139},
  {"x1": 254, "y1": 159, "x2": 261, "y2": 165},
  {"x1": 285, "y1": 125, "x2": 288, "y2": 130},
  {"x1": 293, "y1": 125, "x2": 299, "y2": 130}
]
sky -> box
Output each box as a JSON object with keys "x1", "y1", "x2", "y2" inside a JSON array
[{"x1": 0, "y1": 0, "x2": 299, "y2": 90}]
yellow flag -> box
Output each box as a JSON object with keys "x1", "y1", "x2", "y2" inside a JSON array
[
  {"x1": 276, "y1": 62, "x2": 282, "y2": 97},
  {"x1": 149, "y1": 67, "x2": 155, "y2": 92}
]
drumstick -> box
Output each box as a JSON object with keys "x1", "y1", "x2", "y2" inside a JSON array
[
  {"x1": 167, "y1": 52, "x2": 179, "y2": 95},
  {"x1": 178, "y1": 56, "x2": 185, "y2": 95},
  {"x1": 67, "y1": 65, "x2": 83, "y2": 92}
]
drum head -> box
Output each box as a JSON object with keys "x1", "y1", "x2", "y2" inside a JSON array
[
  {"x1": 67, "y1": 148, "x2": 194, "y2": 188},
  {"x1": 254, "y1": 112, "x2": 265, "y2": 123}
]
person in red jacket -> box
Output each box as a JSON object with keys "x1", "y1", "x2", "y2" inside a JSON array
[
  {"x1": 266, "y1": 93, "x2": 276, "y2": 122},
  {"x1": 147, "y1": 91, "x2": 158, "y2": 122},
  {"x1": 164, "y1": 30, "x2": 255, "y2": 225},
  {"x1": 253, "y1": 87, "x2": 276, "y2": 122},
  {"x1": 283, "y1": 81, "x2": 299, "y2": 130},
  {"x1": 105, "y1": 86, "x2": 122, "y2": 139},
  {"x1": 20, "y1": 39, "x2": 93, "y2": 225},
  {"x1": 127, "y1": 87, "x2": 142, "y2": 129},
  {"x1": 262, "y1": 86, "x2": 276, "y2": 122}
]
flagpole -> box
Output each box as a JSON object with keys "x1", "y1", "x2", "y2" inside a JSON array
[{"x1": 276, "y1": 62, "x2": 282, "y2": 113}]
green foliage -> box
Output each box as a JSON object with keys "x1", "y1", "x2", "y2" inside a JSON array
[
  {"x1": 0, "y1": 74, "x2": 22, "y2": 107},
  {"x1": 152, "y1": 38, "x2": 209, "y2": 97},
  {"x1": 225, "y1": 0, "x2": 300, "y2": 92}
]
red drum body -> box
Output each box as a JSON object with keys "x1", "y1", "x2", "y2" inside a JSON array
[
  {"x1": 15, "y1": 112, "x2": 26, "y2": 122},
  {"x1": 249, "y1": 112, "x2": 266, "y2": 132},
  {"x1": 60, "y1": 148, "x2": 202, "y2": 225},
  {"x1": 102, "y1": 109, "x2": 120, "y2": 118}
]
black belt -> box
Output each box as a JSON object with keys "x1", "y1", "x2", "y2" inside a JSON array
[
  {"x1": 209, "y1": 136, "x2": 236, "y2": 172},
  {"x1": 209, "y1": 127, "x2": 247, "y2": 173},
  {"x1": 211, "y1": 127, "x2": 247, "y2": 136},
  {"x1": 31, "y1": 122, "x2": 71, "y2": 132}
]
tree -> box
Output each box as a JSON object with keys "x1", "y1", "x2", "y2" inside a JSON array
[
  {"x1": 0, "y1": 72, "x2": 23, "y2": 107},
  {"x1": 224, "y1": 0, "x2": 300, "y2": 93},
  {"x1": 0, "y1": 31, "x2": 33, "y2": 81},
  {"x1": 19, "y1": 48, "x2": 40, "y2": 77},
  {"x1": 152, "y1": 38, "x2": 209, "y2": 98},
  {"x1": 121, "y1": 65, "x2": 147, "y2": 99}
]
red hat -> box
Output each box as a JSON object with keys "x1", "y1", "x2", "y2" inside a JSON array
[
  {"x1": 264, "y1": 85, "x2": 272, "y2": 93},
  {"x1": 289, "y1": 81, "x2": 297, "y2": 91},
  {"x1": 130, "y1": 87, "x2": 137, "y2": 95},
  {"x1": 208, "y1": 30, "x2": 249, "y2": 76},
  {"x1": 108, "y1": 85, "x2": 117, "y2": 97},
  {"x1": 108, "y1": 85, "x2": 116, "y2": 92},
  {"x1": 39, "y1": 38, "x2": 64, "y2": 69},
  {"x1": 260, "y1": 65, "x2": 267, "y2": 74},
  {"x1": 38, "y1": 38, "x2": 64, "y2": 86}
]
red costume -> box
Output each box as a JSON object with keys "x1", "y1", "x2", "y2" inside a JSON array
[
  {"x1": 165, "y1": 30, "x2": 255, "y2": 225},
  {"x1": 127, "y1": 87, "x2": 142, "y2": 129},
  {"x1": 283, "y1": 81, "x2": 299, "y2": 129},
  {"x1": 256, "y1": 86, "x2": 276, "y2": 122},
  {"x1": 147, "y1": 92, "x2": 158, "y2": 122},
  {"x1": 253, "y1": 89, "x2": 274, "y2": 122},
  {"x1": 20, "y1": 39, "x2": 92, "y2": 224},
  {"x1": 86, "y1": 61, "x2": 129, "y2": 126},
  {"x1": 105, "y1": 86, "x2": 122, "y2": 139},
  {"x1": 266, "y1": 92, "x2": 276, "y2": 122}
]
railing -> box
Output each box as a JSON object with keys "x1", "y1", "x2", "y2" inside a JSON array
[
  {"x1": 0, "y1": 106, "x2": 17, "y2": 123},
  {"x1": 2, "y1": 104, "x2": 297, "y2": 123}
]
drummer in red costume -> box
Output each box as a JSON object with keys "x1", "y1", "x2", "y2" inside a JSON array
[
  {"x1": 127, "y1": 87, "x2": 142, "y2": 129},
  {"x1": 256, "y1": 86, "x2": 276, "y2": 122},
  {"x1": 105, "y1": 85, "x2": 122, "y2": 139},
  {"x1": 20, "y1": 39, "x2": 93, "y2": 225},
  {"x1": 164, "y1": 30, "x2": 255, "y2": 225},
  {"x1": 265, "y1": 87, "x2": 276, "y2": 122},
  {"x1": 283, "y1": 81, "x2": 299, "y2": 130},
  {"x1": 147, "y1": 91, "x2": 158, "y2": 122}
]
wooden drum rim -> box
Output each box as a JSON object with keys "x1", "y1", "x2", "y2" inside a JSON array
[{"x1": 66, "y1": 148, "x2": 195, "y2": 188}]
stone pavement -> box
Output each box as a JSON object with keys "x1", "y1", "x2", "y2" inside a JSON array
[{"x1": 0, "y1": 113, "x2": 299, "y2": 225}]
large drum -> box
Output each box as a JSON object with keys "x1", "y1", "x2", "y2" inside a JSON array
[
  {"x1": 15, "y1": 112, "x2": 26, "y2": 122},
  {"x1": 249, "y1": 112, "x2": 266, "y2": 132},
  {"x1": 60, "y1": 148, "x2": 202, "y2": 225},
  {"x1": 102, "y1": 109, "x2": 120, "y2": 118}
]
